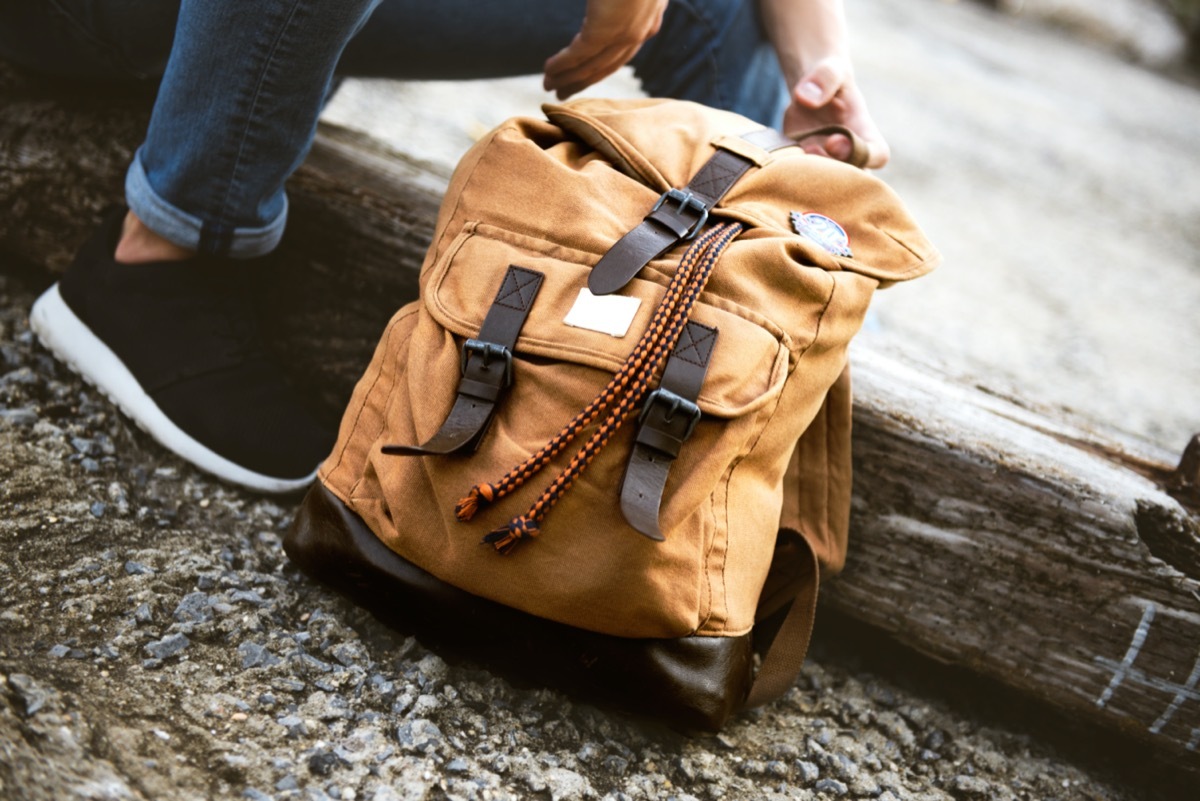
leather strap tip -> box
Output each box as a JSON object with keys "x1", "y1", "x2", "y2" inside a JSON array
[
  {"x1": 587, "y1": 271, "x2": 625, "y2": 297},
  {"x1": 620, "y1": 498, "x2": 666, "y2": 541}
]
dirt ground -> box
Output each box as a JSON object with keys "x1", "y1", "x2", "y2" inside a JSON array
[{"x1": 2, "y1": 0, "x2": 1199, "y2": 800}]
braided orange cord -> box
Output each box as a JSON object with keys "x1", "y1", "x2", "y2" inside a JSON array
[
  {"x1": 455, "y1": 222, "x2": 731, "y2": 523},
  {"x1": 484, "y1": 221, "x2": 743, "y2": 553}
]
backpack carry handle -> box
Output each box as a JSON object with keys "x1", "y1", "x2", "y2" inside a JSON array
[{"x1": 789, "y1": 124, "x2": 871, "y2": 170}]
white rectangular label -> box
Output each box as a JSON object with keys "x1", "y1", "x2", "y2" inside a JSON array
[{"x1": 563, "y1": 288, "x2": 642, "y2": 338}]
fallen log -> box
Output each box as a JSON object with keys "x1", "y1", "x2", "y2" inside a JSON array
[
  {"x1": 835, "y1": 348, "x2": 1200, "y2": 768},
  {"x1": 3, "y1": 64, "x2": 1198, "y2": 772}
]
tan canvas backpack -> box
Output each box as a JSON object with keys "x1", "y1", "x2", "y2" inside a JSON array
[{"x1": 285, "y1": 98, "x2": 938, "y2": 730}]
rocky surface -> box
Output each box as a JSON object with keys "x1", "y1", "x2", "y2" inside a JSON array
[
  {"x1": 3, "y1": 0, "x2": 1199, "y2": 799},
  {"x1": 0, "y1": 266, "x2": 1186, "y2": 801}
]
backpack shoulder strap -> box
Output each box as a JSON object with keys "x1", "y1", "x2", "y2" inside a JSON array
[{"x1": 744, "y1": 533, "x2": 820, "y2": 708}]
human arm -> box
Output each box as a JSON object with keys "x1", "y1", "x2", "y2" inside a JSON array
[
  {"x1": 760, "y1": 0, "x2": 890, "y2": 168},
  {"x1": 542, "y1": 0, "x2": 668, "y2": 100}
]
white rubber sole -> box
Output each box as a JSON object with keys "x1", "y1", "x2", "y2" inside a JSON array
[{"x1": 30, "y1": 283, "x2": 318, "y2": 494}]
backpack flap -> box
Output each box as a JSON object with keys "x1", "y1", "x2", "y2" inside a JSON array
[{"x1": 544, "y1": 97, "x2": 940, "y2": 286}]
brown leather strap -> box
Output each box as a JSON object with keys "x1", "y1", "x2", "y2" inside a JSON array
[
  {"x1": 789, "y1": 124, "x2": 871, "y2": 170},
  {"x1": 620, "y1": 321, "x2": 718, "y2": 539},
  {"x1": 744, "y1": 532, "x2": 820, "y2": 707},
  {"x1": 382, "y1": 265, "x2": 543, "y2": 456},
  {"x1": 588, "y1": 129, "x2": 797, "y2": 296}
]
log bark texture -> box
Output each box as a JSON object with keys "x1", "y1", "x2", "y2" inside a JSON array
[
  {"x1": 3, "y1": 64, "x2": 1198, "y2": 771},
  {"x1": 833, "y1": 348, "x2": 1200, "y2": 769}
]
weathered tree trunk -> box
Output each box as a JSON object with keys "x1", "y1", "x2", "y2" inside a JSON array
[
  {"x1": 3, "y1": 63, "x2": 1199, "y2": 771},
  {"x1": 835, "y1": 348, "x2": 1200, "y2": 767}
]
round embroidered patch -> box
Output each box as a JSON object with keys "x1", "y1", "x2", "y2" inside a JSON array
[{"x1": 790, "y1": 212, "x2": 853, "y2": 258}]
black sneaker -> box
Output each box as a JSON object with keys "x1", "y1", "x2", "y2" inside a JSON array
[{"x1": 30, "y1": 208, "x2": 332, "y2": 493}]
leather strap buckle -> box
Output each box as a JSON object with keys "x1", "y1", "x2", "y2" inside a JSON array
[
  {"x1": 461, "y1": 338, "x2": 513, "y2": 389},
  {"x1": 638, "y1": 387, "x2": 701, "y2": 444},
  {"x1": 649, "y1": 189, "x2": 710, "y2": 240},
  {"x1": 382, "y1": 265, "x2": 542, "y2": 457}
]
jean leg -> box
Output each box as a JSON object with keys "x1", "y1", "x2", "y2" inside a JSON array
[
  {"x1": 4, "y1": 0, "x2": 785, "y2": 257},
  {"x1": 632, "y1": 0, "x2": 788, "y2": 127},
  {"x1": 0, "y1": 1, "x2": 177, "y2": 81},
  {"x1": 338, "y1": 0, "x2": 585, "y2": 79},
  {"x1": 129, "y1": 0, "x2": 383, "y2": 257},
  {"x1": 340, "y1": 0, "x2": 786, "y2": 126}
]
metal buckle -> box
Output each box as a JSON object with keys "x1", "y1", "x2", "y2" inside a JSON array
[
  {"x1": 650, "y1": 188, "x2": 710, "y2": 240},
  {"x1": 460, "y1": 339, "x2": 513, "y2": 387},
  {"x1": 639, "y1": 388, "x2": 701, "y2": 440}
]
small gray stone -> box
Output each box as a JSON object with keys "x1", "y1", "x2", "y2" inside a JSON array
[
  {"x1": 125, "y1": 561, "x2": 154, "y2": 576},
  {"x1": 544, "y1": 768, "x2": 591, "y2": 801},
  {"x1": 134, "y1": 603, "x2": 154, "y2": 624},
  {"x1": 0, "y1": 408, "x2": 38, "y2": 426},
  {"x1": 173, "y1": 592, "x2": 214, "y2": 623},
  {"x1": 828, "y1": 753, "x2": 859, "y2": 780},
  {"x1": 329, "y1": 641, "x2": 366, "y2": 667},
  {"x1": 239, "y1": 642, "x2": 282, "y2": 669},
  {"x1": 47, "y1": 644, "x2": 71, "y2": 658},
  {"x1": 368, "y1": 674, "x2": 395, "y2": 698},
  {"x1": 90, "y1": 501, "x2": 106, "y2": 518},
  {"x1": 144, "y1": 633, "x2": 190, "y2": 660},
  {"x1": 229, "y1": 589, "x2": 267, "y2": 607},
  {"x1": 796, "y1": 761, "x2": 820, "y2": 784},
  {"x1": 307, "y1": 750, "x2": 343, "y2": 777},
  {"x1": 275, "y1": 775, "x2": 300, "y2": 792},
  {"x1": 601, "y1": 755, "x2": 628, "y2": 776},
  {"x1": 7, "y1": 674, "x2": 52, "y2": 716},
  {"x1": 291, "y1": 651, "x2": 334, "y2": 676},
  {"x1": 395, "y1": 718, "x2": 442, "y2": 754},
  {"x1": 411, "y1": 693, "x2": 441, "y2": 716},
  {"x1": 951, "y1": 775, "x2": 992, "y2": 797},
  {"x1": 278, "y1": 715, "x2": 309, "y2": 738},
  {"x1": 813, "y1": 778, "x2": 848, "y2": 797},
  {"x1": 273, "y1": 678, "x2": 307, "y2": 694}
]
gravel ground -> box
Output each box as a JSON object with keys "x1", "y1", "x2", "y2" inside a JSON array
[
  {"x1": 3, "y1": 1, "x2": 1199, "y2": 799},
  {"x1": 0, "y1": 266, "x2": 1186, "y2": 801}
]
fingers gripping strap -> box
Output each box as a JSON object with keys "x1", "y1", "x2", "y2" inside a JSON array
[
  {"x1": 588, "y1": 129, "x2": 797, "y2": 296},
  {"x1": 789, "y1": 124, "x2": 871, "y2": 170},
  {"x1": 382, "y1": 266, "x2": 543, "y2": 456},
  {"x1": 620, "y1": 322, "x2": 719, "y2": 539}
]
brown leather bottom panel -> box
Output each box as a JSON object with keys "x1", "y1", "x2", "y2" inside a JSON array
[{"x1": 283, "y1": 483, "x2": 756, "y2": 731}]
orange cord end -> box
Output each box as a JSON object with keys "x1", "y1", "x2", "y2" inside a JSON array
[
  {"x1": 482, "y1": 517, "x2": 541, "y2": 555},
  {"x1": 454, "y1": 484, "x2": 496, "y2": 521}
]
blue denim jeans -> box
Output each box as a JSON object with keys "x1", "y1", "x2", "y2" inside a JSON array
[{"x1": 0, "y1": 0, "x2": 787, "y2": 257}]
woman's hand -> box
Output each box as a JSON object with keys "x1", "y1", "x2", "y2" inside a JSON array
[
  {"x1": 783, "y1": 56, "x2": 890, "y2": 169},
  {"x1": 543, "y1": 0, "x2": 668, "y2": 100}
]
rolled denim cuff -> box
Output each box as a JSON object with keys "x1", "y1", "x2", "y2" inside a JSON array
[{"x1": 125, "y1": 149, "x2": 288, "y2": 259}]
